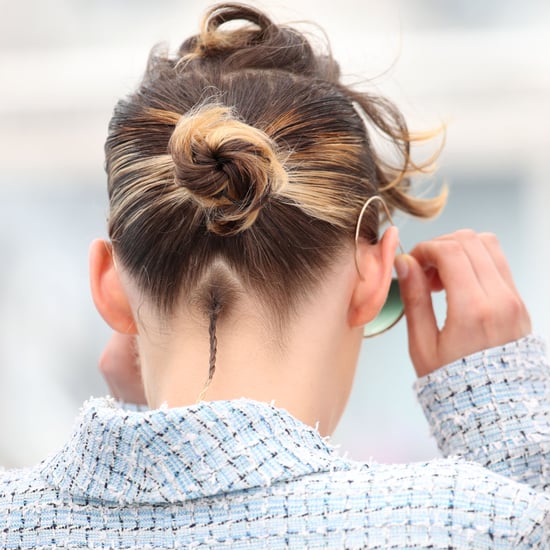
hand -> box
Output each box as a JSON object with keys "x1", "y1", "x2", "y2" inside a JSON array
[
  {"x1": 99, "y1": 332, "x2": 147, "y2": 405},
  {"x1": 396, "y1": 230, "x2": 531, "y2": 377}
]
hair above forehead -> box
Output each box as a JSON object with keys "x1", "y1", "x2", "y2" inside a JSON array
[{"x1": 105, "y1": 2, "x2": 446, "y2": 321}]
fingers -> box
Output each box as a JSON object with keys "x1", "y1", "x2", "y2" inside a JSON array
[
  {"x1": 401, "y1": 230, "x2": 531, "y2": 376},
  {"x1": 431, "y1": 231, "x2": 510, "y2": 299},
  {"x1": 395, "y1": 254, "x2": 438, "y2": 376},
  {"x1": 410, "y1": 234, "x2": 487, "y2": 323},
  {"x1": 477, "y1": 232, "x2": 520, "y2": 293}
]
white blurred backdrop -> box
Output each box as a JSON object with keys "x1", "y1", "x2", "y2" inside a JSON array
[{"x1": 1, "y1": 0, "x2": 549, "y2": 467}]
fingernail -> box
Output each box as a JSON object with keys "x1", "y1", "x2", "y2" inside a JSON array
[{"x1": 395, "y1": 254, "x2": 409, "y2": 280}]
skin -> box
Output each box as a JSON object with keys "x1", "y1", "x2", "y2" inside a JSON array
[
  {"x1": 91, "y1": 228, "x2": 531, "y2": 436},
  {"x1": 396, "y1": 230, "x2": 531, "y2": 376}
]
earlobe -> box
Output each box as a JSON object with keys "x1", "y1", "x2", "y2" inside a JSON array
[
  {"x1": 349, "y1": 226, "x2": 399, "y2": 327},
  {"x1": 89, "y1": 239, "x2": 137, "y2": 334}
]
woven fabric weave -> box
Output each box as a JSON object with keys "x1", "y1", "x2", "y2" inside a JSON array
[{"x1": 1, "y1": 336, "x2": 549, "y2": 548}]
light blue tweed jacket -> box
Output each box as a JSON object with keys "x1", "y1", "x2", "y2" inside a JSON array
[{"x1": 1, "y1": 336, "x2": 549, "y2": 548}]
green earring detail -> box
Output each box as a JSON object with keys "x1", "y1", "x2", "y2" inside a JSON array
[{"x1": 354, "y1": 195, "x2": 405, "y2": 338}]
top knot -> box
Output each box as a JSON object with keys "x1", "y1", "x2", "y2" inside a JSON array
[
  {"x1": 176, "y1": 3, "x2": 339, "y2": 80},
  {"x1": 169, "y1": 104, "x2": 288, "y2": 236},
  {"x1": 204, "y1": 3, "x2": 273, "y2": 36}
]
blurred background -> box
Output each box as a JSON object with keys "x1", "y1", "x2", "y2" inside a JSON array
[{"x1": 1, "y1": 0, "x2": 549, "y2": 467}]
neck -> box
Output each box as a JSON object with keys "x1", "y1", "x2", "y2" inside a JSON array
[{"x1": 135, "y1": 261, "x2": 363, "y2": 436}]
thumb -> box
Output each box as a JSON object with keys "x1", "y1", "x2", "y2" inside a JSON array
[{"x1": 395, "y1": 254, "x2": 438, "y2": 376}]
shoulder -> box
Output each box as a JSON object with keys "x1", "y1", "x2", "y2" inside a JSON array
[
  {"x1": 0, "y1": 463, "x2": 63, "y2": 529},
  {"x1": 281, "y1": 455, "x2": 540, "y2": 504},
  {"x1": 248, "y1": 457, "x2": 550, "y2": 547}
]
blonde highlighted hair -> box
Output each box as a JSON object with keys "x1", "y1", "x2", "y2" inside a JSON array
[{"x1": 105, "y1": 2, "x2": 445, "y2": 330}]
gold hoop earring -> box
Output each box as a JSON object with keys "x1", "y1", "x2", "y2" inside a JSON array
[{"x1": 355, "y1": 195, "x2": 405, "y2": 338}]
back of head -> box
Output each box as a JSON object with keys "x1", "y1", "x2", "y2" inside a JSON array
[{"x1": 105, "y1": 2, "x2": 444, "y2": 324}]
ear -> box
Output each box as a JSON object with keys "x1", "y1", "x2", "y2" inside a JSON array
[
  {"x1": 348, "y1": 226, "x2": 399, "y2": 327},
  {"x1": 89, "y1": 239, "x2": 137, "y2": 334}
]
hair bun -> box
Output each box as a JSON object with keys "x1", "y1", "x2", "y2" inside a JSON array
[
  {"x1": 169, "y1": 104, "x2": 287, "y2": 236},
  {"x1": 177, "y1": 3, "x2": 338, "y2": 80}
]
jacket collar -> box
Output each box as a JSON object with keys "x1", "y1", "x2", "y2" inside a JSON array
[{"x1": 41, "y1": 397, "x2": 342, "y2": 504}]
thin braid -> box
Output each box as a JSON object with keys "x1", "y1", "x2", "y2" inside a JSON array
[
  {"x1": 208, "y1": 298, "x2": 222, "y2": 381},
  {"x1": 197, "y1": 298, "x2": 222, "y2": 402}
]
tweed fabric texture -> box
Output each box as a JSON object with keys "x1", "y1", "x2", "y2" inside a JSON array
[{"x1": 1, "y1": 335, "x2": 549, "y2": 548}]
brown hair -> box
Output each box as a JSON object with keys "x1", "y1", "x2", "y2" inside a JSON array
[{"x1": 105, "y1": 3, "x2": 445, "y2": 373}]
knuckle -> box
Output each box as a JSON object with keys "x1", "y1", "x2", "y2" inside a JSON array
[
  {"x1": 479, "y1": 232, "x2": 498, "y2": 245},
  {"x1": 409, "y1": 240, "x2": 427, "y2": 255},
  {"x1": 501, "y1": 294, "x2": 525, "y2": 318},
  {"x1": 454, "y1": 228, "x2": 477, "y2": 241},
  {"x1": 472, "y1": 293, "x2": 527, "y2": 328},
  {"x1": 472, "y1": 301, "x2": 493, "y2": 324},
  {"x1": 439, "y1": 239, "x2": 462, "y2": 256},
  {"x1": 407, "y1": 291, "x2": 425, "y2": 310}
]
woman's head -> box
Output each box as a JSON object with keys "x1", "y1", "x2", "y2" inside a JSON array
[
  {"x1": 105, "y1": 3, "x2": 443, "y2": 320},
  {"x1": 93, "y1": 3, "x2": 445, "y2": 423}
]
